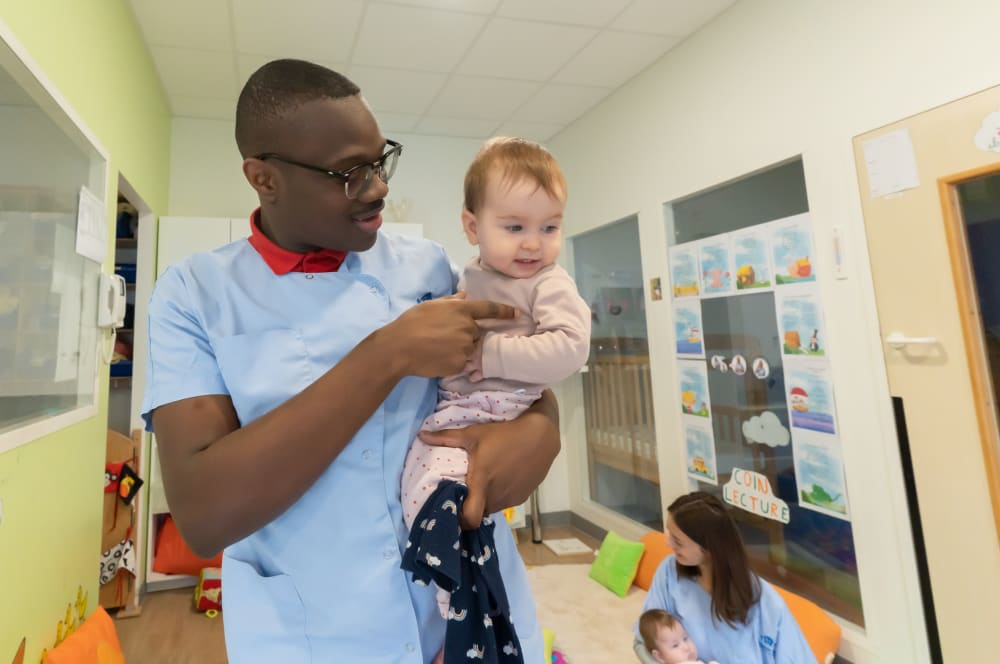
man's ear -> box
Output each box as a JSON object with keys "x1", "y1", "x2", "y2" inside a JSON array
[
  {"x1": 243, "y1": 158, "x2": 279, "y2": 203},
  {"x1": 461, "y1": 208, "x2": 479, "y2": 245}
]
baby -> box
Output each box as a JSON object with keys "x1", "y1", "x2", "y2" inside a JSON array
[{"x1": 638, "y1": 609, "x2": 719, "y2": 664}]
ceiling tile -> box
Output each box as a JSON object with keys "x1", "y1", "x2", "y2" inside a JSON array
[
  {"x1": 373, "y1": 112, "x2": 422, "y2": 133},
  {"x1": 554, "y1": 30, "x2": 676, "y2": 87},
  {"x1": 151, "y1": 46, "x2": 238, "y2": 99},
  {"x1": 129, "y1": 0, "x2": 233, "y2": 50},
  {"x1": 459, "y1": 18, "x2": 596, "y2": 81},
  {"x1": 513, "y1": 83, "x2": 610, "y2": 125},
  {"x1": 170, "y1": 95, "x2": 237, "y2": 120},
  {"x1": 377, "y1": 0, "x2": 500, "y2": 13},
  {"x1": 428, "y1": 76, "x2": 541, "y2": 121},
  {"x1": 610, "y1": 0, "x2": 736, "y2": 37},
  {"x1": 494, "y1": 121, "x2": 565, "y2": 143},
  {"x1": 236, "y1": 54, "x2": 348, "y2": 88},
  {"x1": 232, "y1": 0, "x2": 365, "y2": 62},
  {"x1": 495, "y1": 0, "x2": 629, "y2": 27},
  {"x1": 348, "y1": 66, "x2": 447, "y2": 115},
  {"x1": 353, "y1": 4, "x2": 488, "y2": 72},
  {"x1": 415, "y1": 116, "x2": 499, "y2": 138}
]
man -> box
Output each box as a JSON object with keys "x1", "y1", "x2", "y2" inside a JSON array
[{"x1": 142, "y1": 59, "x2": 558, "y2": 662}]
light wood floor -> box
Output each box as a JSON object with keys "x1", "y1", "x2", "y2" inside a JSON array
[{"x1": 115, "y1": 526, "x2": 601, "y2": 663}]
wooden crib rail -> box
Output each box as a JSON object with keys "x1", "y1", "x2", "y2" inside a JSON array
[{"x1": 583, "y1": 350, "x2": 658, "y2": 485}]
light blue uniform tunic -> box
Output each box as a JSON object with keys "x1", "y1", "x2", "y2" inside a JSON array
[
  {"x1": 637, "y1": 554, "x2": 815, "y2": 663},
  {"x1": 142, "y1": 231, "x2": 542, "y2": 663}
]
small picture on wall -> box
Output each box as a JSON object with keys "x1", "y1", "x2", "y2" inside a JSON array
[
  {"x1": 770, "y1": 213, "x2": 816, "y2": 285},
  {"x1": 785, "y1": 360, "x2": 837, "y2": 435},
  {"x1": 700, "y1": 239, "x2": 733, "y2": 295},
  {"x1": 732, "y1": 227, "x2": 773, "y2": 290},
  {"x1": 669, "y1": 245, "x2": 700, "y2": 297},
  {"x1": 674, "y1": 300, "x2": 704, "y2": 357},
  {"x1": 794, "y1": 433, "x2": 850, "y2": 519},
  {"x1": 679, "y1": 359, "x2": 712, "y2": 418},
  {"x1": 777, "y1": 286, "x2": 827, "y2": 356},
  {"x1": 685, "y1": 420, "x2": 718, "y2": 484}
]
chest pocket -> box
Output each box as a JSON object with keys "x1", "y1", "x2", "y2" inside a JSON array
[{"x1": 214, "y1": 328, "x2": 314, "y2": 425}]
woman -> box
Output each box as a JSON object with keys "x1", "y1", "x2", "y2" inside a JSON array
[{"x1": 634, "y1": 492, "x2": 814, "y2": 663}]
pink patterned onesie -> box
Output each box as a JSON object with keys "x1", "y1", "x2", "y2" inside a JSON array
[{"x1": 401, "y1": 258, "x2": 591, "y2": 613}]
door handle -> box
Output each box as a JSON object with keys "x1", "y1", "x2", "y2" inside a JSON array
[{"x1": 886, "y1": 332, "x2": 938, "y2": 349}]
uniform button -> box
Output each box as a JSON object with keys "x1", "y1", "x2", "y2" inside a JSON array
[
  {"x1": 305, "y1": 274, "x2": 314, "y2": 279},
  {"x1": 362, "y1": 449, "x2": 373, "y2": 461},
  {"x1": 405, "y1": 643, "x2": 416, "y2": 653},
  {"x1": 384, "y1": 546, "x2": 396, "y2": 560},
  {"x1": 369, "y1": 287, "x2": 378, "y2": 294}
]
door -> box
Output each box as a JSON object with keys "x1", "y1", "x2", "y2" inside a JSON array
[
  {"x1": 854, "y1": 85, "x2": 1000, "y2": 660},
  {"x1": 572, "y1": 216, "x2": 662, "y2": 530}
]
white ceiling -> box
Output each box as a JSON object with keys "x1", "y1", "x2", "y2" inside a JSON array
[{"x1": 128, "y1": 0, "x2": 735, "y2": 142}]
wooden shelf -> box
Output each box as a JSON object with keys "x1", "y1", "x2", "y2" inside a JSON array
[
  {"x1": 115, "y1": 237, "x2": 137, "y2": 248},
  {"x1": 110, "y1": 375, "x2": 131, "y2": 388}
]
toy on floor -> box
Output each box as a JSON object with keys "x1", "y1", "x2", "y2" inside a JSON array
[
  {"x1": 551, "y1": 650, "x2": 567, "y2": 663},
  {"x1": 194, "y1": 566, "x2": 222, "y2": 612}
]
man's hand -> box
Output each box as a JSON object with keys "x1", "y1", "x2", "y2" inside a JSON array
[
  {"x1": 378, "y1": 295, "x2": 515, "y2": 379},
  {"x1": 418, "y1": 390, "x2": 560, "y2": 530}
]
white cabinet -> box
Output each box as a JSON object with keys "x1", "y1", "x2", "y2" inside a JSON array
[{"x1": 156, "y1": 216, "x2": 239, "y2": 277}]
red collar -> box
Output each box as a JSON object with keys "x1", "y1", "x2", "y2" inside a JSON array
[{"x1": 247, "y1": 209, "x2": 347, "y2": 274}]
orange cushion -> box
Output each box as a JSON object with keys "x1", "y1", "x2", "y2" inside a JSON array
[
  {"x1": 634, "y1": 531, "x2": 673, "y2": 591},
  {"x1": 772, "y1": 585, "x2": 841, "y2": 664},
  {"x1": 44, "y1": 606, "x2": 124, "y2": 664},
  {"x1": 153, "y1": 515, "x2": 223, "y2": 576}
]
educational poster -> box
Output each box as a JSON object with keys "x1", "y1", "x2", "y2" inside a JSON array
[
  {"x1": 777, "y1": 286, "x2": 827, "y2": 357},
  {"x1": 785, "y1": 360, "x2": 837, "y2": 435},
  {"x1": 674, "y1": 300, "x2": 704, "y2": 357},
  {"x1": 699, "y1": 239, "x2": 733, "y2": 295},
  {"x1": 793, "y1": 432, "x2": 850, "y2": 520},
  {"x1": 679, "y1": 359, "x2": 711, "y2": 418},
  {"x1": 769, "y1": 214, "x2": 816, "y2": 285},
  {"x1": 731, "y1": 227, "x2": 772, "y2": 290},
  {"x1": 684, "y1": 420, "x2": 718, "y2": 484},
  {"x1": 669, "y1": 244, "x2": 700, "y2": 297}
]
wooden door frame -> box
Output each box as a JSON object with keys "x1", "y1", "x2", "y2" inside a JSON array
[{"x1": 938, "y1": 162, "x2": 1000, "y2": 545}]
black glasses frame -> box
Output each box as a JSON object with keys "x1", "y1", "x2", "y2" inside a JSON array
[{"x1": 255, "y1": 139, "x2": 403, "y2": 199}]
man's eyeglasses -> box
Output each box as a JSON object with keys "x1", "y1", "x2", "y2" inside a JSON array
[{"x1": 255, "y1": 139, "x2": 403, "y2": 199}]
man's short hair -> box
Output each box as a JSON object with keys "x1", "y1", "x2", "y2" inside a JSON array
[{"x1": 235, "y1": 59, "x2": 360, "y2": 157}]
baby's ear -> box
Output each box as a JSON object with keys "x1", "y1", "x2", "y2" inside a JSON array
[{"x1": 461, "y1": 208, "x2": 479, "y2": 245}]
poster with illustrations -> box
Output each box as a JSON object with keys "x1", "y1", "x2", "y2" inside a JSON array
[
  {"x1": 777, "y1": 286, "x2": 827, "y2": 356},
  {"x1": 793, "y1": 432, "x2": 850, "y2": 519},
  {"x1": 684, "y1": 420, "x2": 718, "y2": 484},
  {"x1": 770, "y1": 214, "x2": 816, "y2": 285},
  {"x1": 700, "y1": 239, "x2": 733, "y2": 295},
  {"x1": 731, "y1": 227, "x2": 772, "y2": 290},
  {"x1": 679, "y1": 360, "x2": 711, "y2": 418},
  {"x1": 785, "y1": 360, "x2": 837, "y2": 435},
  {"x1": 674, "y1": 300, "x2": 704, "y2": 357},
  {"x1": 669, "y1": 244, "x2": 700, "y2": 298}
]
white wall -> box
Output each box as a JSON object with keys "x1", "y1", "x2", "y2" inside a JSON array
[{"x1": 549, "y1": 0, "x2": 1000, "y2": 661}]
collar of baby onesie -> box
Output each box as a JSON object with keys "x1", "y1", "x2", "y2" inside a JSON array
[{"x1": 247, "y1": 208, "x2": 347, "y2": 274}]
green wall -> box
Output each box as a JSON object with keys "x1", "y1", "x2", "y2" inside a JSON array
[{"x1": 0, "y1": 1, "x2": 170, "y2": 661}]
